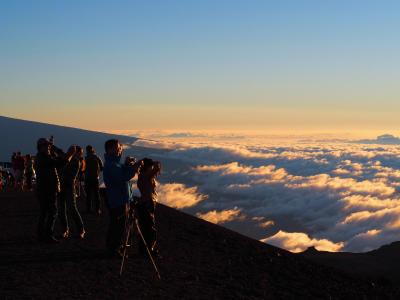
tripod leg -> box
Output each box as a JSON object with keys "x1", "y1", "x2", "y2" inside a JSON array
[
  {"x1": 119, "y1": 219, "x2": 132, "y2": 276},
  {"x1": 135, "y1": 218, "x2": 161, "y2": 280}
]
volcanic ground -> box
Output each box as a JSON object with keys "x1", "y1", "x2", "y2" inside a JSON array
[{"x1": 0, "y1": 191, "x2": 398, "y2": 299}]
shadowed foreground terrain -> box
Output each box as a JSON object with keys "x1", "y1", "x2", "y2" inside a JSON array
[
  {"x1": 301, "y1": 244, "x2": 400, "y2": 287},
  {"x1": 0, "y1": 192, "x2": 397, "y2": 299}
]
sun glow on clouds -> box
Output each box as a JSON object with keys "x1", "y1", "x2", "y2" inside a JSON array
[
  {"x1": 196, "y1": 207, "x2": 243, "y2": 224},
  {"x1": 262, "y1": 231, "x2": 344, "y2": 253},
  {"x1": 125, "y1": 132, "x2": 400, "y2": 253},
  {"x1": 157, "y1": 183, "x2": 208, "y2": 209},
  {"x1": 252, "y1": 217, "x2": 275, "y2": 228}
]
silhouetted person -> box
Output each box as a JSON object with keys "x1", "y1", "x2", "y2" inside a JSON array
[
  {"x1": 59, "y1": 145, "x2": 85, "y2": 239},
  {"x1": 24, "y1": 154, "x2": 34, "y2": 191},
  {"x1": 85, "y1": 145, "x2": 103, "y2": 214},
  {"x1": 14, "y1": 152, "x2": 25, "y2": 191},
  {"x1": 77, "y1": 152, "x2": 86, "y2": 200},
  {"x1": 35, "y1": 138, "x2": 75, "y2": 243},
  {"x1": 11, "y1": 152, "x2": 16, "y2": 163},
  {"x1": 137, "y1": 158, "x2": 161, "y2": 257},
  {"x1": 11, "y1": 152, "x2": 16, "y2": 178},
  {"x1": 6, "y1": 171, "x2": 15, "y2": 191},
  {"x1": 48, "y1": 136, "x2": 64, "y2": 194},
  {"x1": 0, "y1": 170, "x2": 4, "y2": 191},
  {"x1": 103, "y1": 139, "x2": 142, "y2": 257}
]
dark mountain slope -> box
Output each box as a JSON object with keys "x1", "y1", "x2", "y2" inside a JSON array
[
  {"x1": 0, "y1": 192, "x2": 396, "y2": 299},
  {"x1": 0, "y1": 115, "x2": 137, "y2": 161}
]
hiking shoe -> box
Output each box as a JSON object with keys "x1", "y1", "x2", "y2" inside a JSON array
[{"x1": 62, "y1": 229, "x2": 71, "y2": 239}]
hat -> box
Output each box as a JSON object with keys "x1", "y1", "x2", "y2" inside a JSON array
[{"x1": 37, "y1": 138, "x2": 51, "y2": 147}]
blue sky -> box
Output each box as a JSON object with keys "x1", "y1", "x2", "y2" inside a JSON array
[{"x1": 1, "y1": 1, "x2": 400, "y2": 133}]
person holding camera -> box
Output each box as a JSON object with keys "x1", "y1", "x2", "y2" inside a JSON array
[
  {"x1": 59, "y1": 145, "x2": 86, "y2": 239},
  {"x1": 103, "y1": 139, "x2": 142, "y2": 257},
  {"x1": 35, "y1": 138, "x2": 75, "y2": 243},
  {"x1": 137, "y1": 158, "x2": 161, "y2": 257}
]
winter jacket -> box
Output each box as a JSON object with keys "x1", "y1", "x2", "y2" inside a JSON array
[
  {"x1": 103, "y1": 153, "x2": 136, "y2": 209},
  {"x1": 85, "y1": 153, "x2": 103, "y2": 180},
  {"x1": 35, "y1": 152, "x2": 66, "y2": 193}
]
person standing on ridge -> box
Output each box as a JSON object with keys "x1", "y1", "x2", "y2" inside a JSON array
[
  {"x1": 14, "y1": 152, "x2": 25, "y2": 191},
  {"x1": 11, "y1": 152, "x2": 16, "y2": 182},
  {"x1": 137, "y1": 158, "x2": 161, "y2": 257},
  {"x1": 35, "y1": 138, "x2": 75, "y2": 243},
  {"x1": 59, "y1": 145, "x2": 86, "y2": 239},
  {"x1": 103, "y1": 139, "x2": 142, "y2": 257},
  {"x1": 77, "y1": 151, "x2": 86, "y2": 200},
  {"x1": 84, "y1": 145, "x2": 104, "y2": 215},
  {"x1": 24, "y1": 154, "x2": 34, "y2": 191}
]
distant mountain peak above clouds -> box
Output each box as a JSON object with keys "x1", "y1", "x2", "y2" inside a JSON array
[
  {"x1": 0, "y1": 115, "x2": 137, "y2": 161},
  {"x1": 352, "y1": 134, "x2": 400, "y2": 145},
  {"x1": 301, "y1": 240, "x2": 400, "y2": 285}
]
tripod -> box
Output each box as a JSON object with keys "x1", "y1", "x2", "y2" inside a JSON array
[{"x1": 119, "y1": 202, "x2": 161, "y2": 279}]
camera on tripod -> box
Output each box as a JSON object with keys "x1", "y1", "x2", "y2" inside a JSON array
[
  {"x1": 142, "y1": 158, "x2": 161, "y2": 174},
  {"x1": 124, "y1": 156, "x2": 137, "y2": 166}
]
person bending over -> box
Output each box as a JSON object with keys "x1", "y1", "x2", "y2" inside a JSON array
[{"x1": 103, "y1": 139, "x2": 142, "y2": 257}]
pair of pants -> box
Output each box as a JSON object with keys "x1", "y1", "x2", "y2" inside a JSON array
[
  {"x1": 37, "y1": 190, "x2": 58, "y2": 238},
  {"x1": 85, "y1": 178, "x2": 101, "y2": 212},
  {"x1": 136, "y1": 202, "x2": 157, "y2": 254},
  {"x1": 106, "y1": 205, "x2": 127, "y2": 252},
  {"x1": 25, "y1": 172, "x2": 33, "y2": 190},
  {"x1": 59, "y1": 186, "x2": 84, "y2": 232}
]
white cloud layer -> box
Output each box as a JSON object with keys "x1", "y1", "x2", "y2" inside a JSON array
[
  {"x1": 262, "y1": 231, "x2": 344, "y2": 253},
  {"x1": 125, "y1": 134, "x2": 400, "y2": 253},
  {"x1": 157, "y1": 183, "x2": 208, "y2": 209}
]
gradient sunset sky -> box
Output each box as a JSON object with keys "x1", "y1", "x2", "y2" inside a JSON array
[{"x1": 1, "y1": 1, "x2": 400, "y2": 135}]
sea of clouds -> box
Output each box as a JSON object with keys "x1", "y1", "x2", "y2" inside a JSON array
[{"x1": 125, "y1": 133, "x2": 400, "y2": 253}]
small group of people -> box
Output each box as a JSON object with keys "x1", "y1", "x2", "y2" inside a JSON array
[
  {"x1": 35, "y1": 137, "x2": 161, "y2": 259},
  {"x1": 0, "y1": 168, "x2": 14, "y2": 191},
  {"x1": 11, "y1": 151, "x2": 35, "y2": 191},
  {"x1": 35, "y1": 138, "x2": 105, "y2": 242}
]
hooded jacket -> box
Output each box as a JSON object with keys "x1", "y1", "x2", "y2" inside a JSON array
[{"x1": 103, "y1": 153, "x2": 136, "y2": 208}]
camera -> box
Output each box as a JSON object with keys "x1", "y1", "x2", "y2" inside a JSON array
[
  {"x1": 148, "y1": 160, "x2": 161, "y2": 173},
  {"x1": 153, "y1": 161, "x2": 161, "y2": 170},
  {"x1": 125, "y1": 156, "x2": 137, "y2": 166}
]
